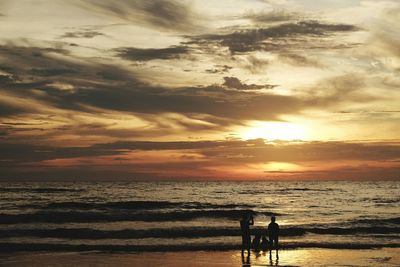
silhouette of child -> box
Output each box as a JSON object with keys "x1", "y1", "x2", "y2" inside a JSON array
[
  {"x1": 260, "y1": 235, "x2": 268, "y2": 251},
  {"x1": 252, "y1": 233, "x2": 261, "y2": 251}
]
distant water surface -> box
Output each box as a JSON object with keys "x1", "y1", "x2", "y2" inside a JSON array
[{"x1": 0, "y1": 181, "x2": 399, "y2": 252}]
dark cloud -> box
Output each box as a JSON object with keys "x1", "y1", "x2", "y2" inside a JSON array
[
  {"x1": 1, "y1": 140, "x2": 399, "y2": 180},
  {"x1": 76, "y1": 0, "x2": 200, "y2": 32},
  {"x1": 2, "y1": 139, "x2": 400, "y2": 165},
  {"x1": 244, "y1": 10, "x2": 302, "y2": 23},
  {"x1": 0, "y1": 74, "x2": 14, "y2": 84},
  {"x1": 0, "y1": 44, "x2": 378, "y2": 132},
  {"x1": 61, "y1": 30, "x2": 105, "y2": 39},
  {"x1": 0, "y1": 139, "x2": 400, "y2": 164},
  {"x1": 0, "y1": 140, "x2": 232, "y2": 166},
  {"x1": 30, "y1": 68, "x2": 76, "y2": 77},
  {"x1": 0, "y1": 46, "x2": 70, "y2": 78},
  {"x1": 189, "y1": 20, "x2": 359, "y2": 53},
  {"x1": 48, "y1": 84, "x2": 300, "y2": 120},
  {"x1": 223, "y1": 76, "x2": 276, "y2": 90},
  {"x1": 205, "y1": 65, "x2": 232, "y2": 74},
  {"x1": 0, "y1": 44, "x2": 304, "y2": 121},
  {"x1": 0, "y1": 101, "x2": 29, "y2": 116},
  {"x1": 0, "y1": 45, "x2": 131, "y2": 84},
  {"x1": 115, "y1": 46, "x2": 189, "y2": 61}
]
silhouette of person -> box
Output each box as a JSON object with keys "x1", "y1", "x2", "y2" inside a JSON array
[
  {"x1": 252, "y1": 233, "x2": 261, "y2": 251},
  {"x1": 260, "y1": 235, "x2": 268, "y2": 251},
  {"x1": 267, "y1": 215, "x2": 279, "y2": 259},
  {"x1": 240, "y1": 211, "x2": 254, "y2": 256}
]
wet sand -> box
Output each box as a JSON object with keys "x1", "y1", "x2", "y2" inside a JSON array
[{"x1": 1, "y1": 248, "x2": 399, "y2": 267}]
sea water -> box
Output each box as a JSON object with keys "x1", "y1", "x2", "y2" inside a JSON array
[{"x1": 0, "y1": 181, "x2": 399, "y2": 252}]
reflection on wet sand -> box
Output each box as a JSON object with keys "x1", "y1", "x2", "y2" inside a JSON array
[
  {"x1": 242, "y1": 253, "x2": 250, "y2": 266},
  {"x1": 1, "y1": 248, "x2": 399, "y2": 266}
]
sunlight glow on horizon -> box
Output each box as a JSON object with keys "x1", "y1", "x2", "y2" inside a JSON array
[{"x1": 240, "y1": 121, "x2": 308, "y2": 141}]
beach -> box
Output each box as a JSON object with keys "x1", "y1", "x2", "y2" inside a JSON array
[{"x1": 1, "y1": 248, "x2": 400, "y2": 266}]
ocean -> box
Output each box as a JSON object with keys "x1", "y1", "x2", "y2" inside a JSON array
[{"x1": 0, "y1": 181, "x2": 399, "y2": 252}]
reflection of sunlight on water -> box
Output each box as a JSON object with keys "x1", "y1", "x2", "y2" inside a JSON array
[
  {"x1": 232, "y1": 249, "x2": 334, "y2": 266},
  {"x1": 234, "y1": 249, "x2": 334, "y2": 266},
  {"x1": 229, "y1": 248, "x2": 400, "y2": 267},
  {"x1": 282, "y1": 249, "x2": 314, "y2": 266},
  {"x1": 5, "y1": 248, "x2": 400, "y2": 266}
]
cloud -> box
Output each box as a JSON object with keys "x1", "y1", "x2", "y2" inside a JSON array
[
  {"x1": 244, "y1": 10, "x2": 302, "y2": 23},
  {"x1": 371, "y1": 7, "x2": 400, "y2": 59},
  {"x1": 205, "y1": 65, "x2": 232, "y2": 74},
  {"x1": 0, "y1": 44, "x2": 304, "y2": 122},
  {"x1": 50, "y1": 84, "x2": 301, "y2": 120},
  {"x1": 302, "y1": 74, "x2": 378, "y2": 106},
  {"x1": 30, "y1": 68, "x2": 76, "y2": 77},
  {"x1": 2, "y1": 139, "x2": 399, "y2": 164},
  {"x1": 0, "y1": 44, "x2": 380, "y2": 136},
  {"x1": 0, "y1": 100, "x2": 29, "y2": 116},
  {"x1": 242, "y1": 55, "x2": 270, "y2": 73},
  {"x1": 198, "y1": 140, "x2": 400, "y2": 164},
  {"x1": 0, "y1": 74, "x2": 14, "y2": 84},
  {"x1": 190, "y1": 20, "x2": 359, "y2": 53},
  {"x1": 115, "y1": 46, "x2": 189, "y2": 61},
  {"x1": 278, "y1": 53, "x2": 323, "y2": 67},
  {"x1": 1, "y1": 139, "x2": 399, "y2": 180},
  {"x1": 61, "y1": 30, "x2": 105, "y2": 39},
  {"x1": 222, "y1": 76, "x2": 276, "y2": 90},
  {"x1": 75, "y1": 0, "x2": 200, "y2": 32}
]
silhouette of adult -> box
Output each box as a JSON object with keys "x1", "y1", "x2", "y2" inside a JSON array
[
  {"x1": 268, "y1": 215, "x2": 279, "y2": 259},
  {"x1": 240, "y1": 211, "x2": 254, "y2": 256}
]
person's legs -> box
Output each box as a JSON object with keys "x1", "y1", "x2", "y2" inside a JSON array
[
  {"x1": 241, "y1": 236, "x2": 246, "y2": 256},
  {"x1": 242, "y1": 235, "x2": 251, "y2": 256},
  {"x1": 269, "y1": 236, "x2": 275, "y2": 249},
  {"x1": 274, "y1": 237, "x2": 279, "y2": 259},
  {"x1": 269, "y1": 236, "x2": 273, "y2": 259},
  {"x1": 246, "y1": 235, "x2": 251, "y2": 255}
]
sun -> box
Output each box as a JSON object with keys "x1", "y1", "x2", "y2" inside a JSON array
[{"x1": 240, "y1": 121, "x2": 308, "y2": 141}]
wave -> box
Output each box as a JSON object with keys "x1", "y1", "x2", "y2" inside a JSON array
[
  {"x1": 0, "y1": 209, "x2": 277, "y2": 224},
  {"x1": 0, "y1": 227, "x2": 301, "y2": 239},
  {"x1": 1, "y1": 211, "x2": 398, "y2": 226},
  {"x1": 0, "y1": 187, "x2": 84, "y2": 193},
  {"x1": 0, "y1": 242, "x2": 398, "y2": 253},
  {"x1": 25, "y1": 201, "x2": 176, "y2": 210},
  {"x1": 21, "y1": 201, "x2": 257, "y2": 211},
  {"x1": 350, "y1": 217, "x2": 400, "y2": 226},
  {"x1": 361, "y1": 197, "x2": 400, "y2": 204},
  {"x1": 0, "y1": 226, "x2": 399, "y2": 240},
  {"x1": 280, "y1": 188, "x2": 338, "y2": 192}
]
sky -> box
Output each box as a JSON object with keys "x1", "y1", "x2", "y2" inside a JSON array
[{"x1": 0, "y1": 0, "x2": 399, "y2": 180}]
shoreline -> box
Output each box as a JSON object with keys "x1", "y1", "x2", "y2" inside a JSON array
[
  {"x1": 0, "y1": 242, "x2": 399, "y2": 253},
  {"x1": 1, "y1": 248, "x2": 399, "y2": 266}
]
